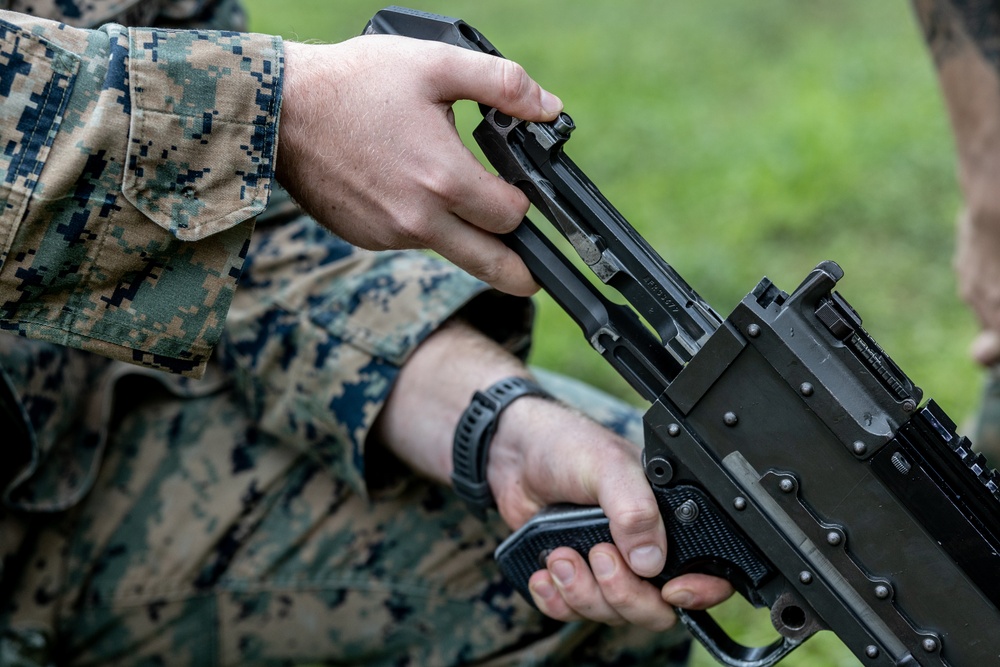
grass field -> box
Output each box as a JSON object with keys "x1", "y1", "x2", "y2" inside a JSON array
[{"x1": 244, "y1": 2, "x2": 977, "y2": 665}]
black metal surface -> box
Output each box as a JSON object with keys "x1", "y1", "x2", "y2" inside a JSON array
[
  {"x1": 474, "y1": 109, "x2": 722, "y2": 368},
  {"x1": 505, "y1": 220, "x2": 677, "y2": 400},
  {"x1": 364, "y1": 7, "x2": 1000, "y2": 666},
  {"x1": 871, "y1": 404, "x2": 1000, "y2": 609},
  {"x1": 495, "y1": 484, "x2": 774, "y2": 606}
]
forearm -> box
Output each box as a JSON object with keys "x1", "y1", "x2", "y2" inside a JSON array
[{"x1": 370, "y1": 318, "x2": 534, "y2": 487}]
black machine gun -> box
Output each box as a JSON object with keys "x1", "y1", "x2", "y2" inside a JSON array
[{"x1": 365, "y1": 8, "x2": 1000, "y2": 666}]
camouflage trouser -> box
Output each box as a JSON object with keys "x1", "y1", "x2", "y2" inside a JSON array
[
  {"x1": 0, "y1": 365, "x2": 690, "y2": 666},
  {"x1": 0, "y1": 209, "x2": 690, "y2": 665}
]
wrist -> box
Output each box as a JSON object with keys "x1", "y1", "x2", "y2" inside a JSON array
[
  {"x1": 451, "y1": 377, "x2": 553, "y2": 518},
  {"x1": 371, "y1": 320, "x2": 532, "y2": 485}
]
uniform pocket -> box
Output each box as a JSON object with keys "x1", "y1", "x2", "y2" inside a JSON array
[{"x1": 121, "y1": 27, "x2": 281, "y2": 241}]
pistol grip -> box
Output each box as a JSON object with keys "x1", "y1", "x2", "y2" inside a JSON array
[
  {"x1": 495, "y1": 484, "x2": 804, "y2": 667},
  {"x1": 496, "y1": 484, "x2": 771, "y2": 601}
]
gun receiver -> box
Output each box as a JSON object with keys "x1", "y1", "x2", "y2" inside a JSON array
[{"x1": 365, "y1": 8, "x2": 1000, "y2": 666}]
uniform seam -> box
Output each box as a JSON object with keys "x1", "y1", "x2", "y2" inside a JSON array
[
  {"x1": 0, "y1": 33, "x2": 60, "y2": 264},
  {"x1": 0, "y1": 315, "x2": 213, "y2": 360}
]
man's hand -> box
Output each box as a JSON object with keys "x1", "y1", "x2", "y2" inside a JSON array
[
  {"x1": 486, "y1": 394, "x2": 734, "y2": 629},
  {"x1": 373, "y1": 320, "x2": 733, "y2": 630},
  {"x1": 275, "y1": 36, "x2": 563, "y2": 296},
  {"x1": 956, "y1": 208, "x2": 1000, "y2": 367}
]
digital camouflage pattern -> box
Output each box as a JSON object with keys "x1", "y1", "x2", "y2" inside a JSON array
[
  {"x1": 0, "y1": 4, "x2": 280, "y2": 376},
  {"x1": 6, "y1": 0, "x2": 997, "y2": 664},
  {"x1": 0, "y1": 2, "x2": 694, "y2": 664},
  {"x1": 0, "y1": 213, "x2": 693, "y2": 665}
]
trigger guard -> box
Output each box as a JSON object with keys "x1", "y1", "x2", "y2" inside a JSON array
[{"x1": 678, "y1": 608, "x2": 802, "y2": 667}]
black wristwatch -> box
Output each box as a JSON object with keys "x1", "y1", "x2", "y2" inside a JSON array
[{"x1": 451, "y1": 376, "x2": 552, "y2": 518}]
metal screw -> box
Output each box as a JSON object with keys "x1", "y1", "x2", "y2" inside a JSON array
[
  {"x1": 874, "y1": 585, "x2": 890, "y2": 600},
  {"x1": 799, "y1": 571, "x2": 813, "y2": 585},
  {"x1": 826, "y1": 531, "x2": 843, "y2": 546},
  {"x1": 902, "y1": 398, "x2": 917, "y2": 413},
  {"x1": 667, "y1": 423, "x2": 681, "y2": 437},
  {"x1": 800, "y1": 382, "x2": 814, "y2": 397},
  {"x1": 723, "y1": 412, "x2": 739, "y2": 427},
  {"x1": 733, "y1": 497, "x2": 747, "y2": 511},
  {"x1": 675, "y1": 500, "x2": 699, "y2": 523},
  {"x1": 746, "y1": 324, "x2": 761, "y2": 338},
  {"x1": 853, "y1": 441, "x2": 868, "y2": 456},
  {"x1": 865, "y1": 645, "x2": 880, "y2": 659},
  {"x1": 922, "y1": 638, "x2": 939, "y2": 653},
  {"x1": 779, "y1": 478, "x2": 795, "y2": 493}
]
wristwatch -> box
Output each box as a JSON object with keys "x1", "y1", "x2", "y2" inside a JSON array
[{"x1": 451, "y1": 376, "x2": 552, "y2": 518}]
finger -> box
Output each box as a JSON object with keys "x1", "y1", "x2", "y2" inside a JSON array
[
  {"x1": 434, "y1": 47, "x2": 563, "y2": 121},
  {"x1": 425, "y1": 212, "x2": 540, "y2": 296},
  {"x1": 528, "y1": 569, "x2": 583, "y2": 623},
  {"x1": 588, "y1": 544, "x2": 679, "y2": 631},
  {"x1": 661, "y1": 573, "x2": 735, "y2": 610},
  {"x1": 544, "y1": 547, "x2": 626, "y2": 625},
  {"x1": 448, "y1": 163, "x2": 530, "y2": 236},
  {"x1": 593, "y1": 449, "x2": 668, "y2": 578},
  {"x1": 438, "y1": 142, "x2": 530, "y2": 236}
]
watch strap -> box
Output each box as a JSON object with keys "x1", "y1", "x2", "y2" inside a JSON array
[{"x1": 451, "y1": 376, "x2": 552, "y2": 518}]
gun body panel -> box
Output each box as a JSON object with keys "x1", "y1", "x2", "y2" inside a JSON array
[
  {"x1": 646, "y1": 265, "x2": 1000, "y2": 665},
  {"x1": 364, "y1": 7, "x2": 1000, "y2": 665}
]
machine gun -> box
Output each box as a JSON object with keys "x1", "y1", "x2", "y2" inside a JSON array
[{"x1": 365, "y1": 8, "x2": 1000, "y2": 666}]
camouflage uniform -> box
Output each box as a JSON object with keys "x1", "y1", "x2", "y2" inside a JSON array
[{"x1": 0, "y1": 1, "x2": 692, "y2": 664}]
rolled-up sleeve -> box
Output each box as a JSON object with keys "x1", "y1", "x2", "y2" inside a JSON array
[{"x1": 0, "y1": 11, "x2": 283, "y2": 376}]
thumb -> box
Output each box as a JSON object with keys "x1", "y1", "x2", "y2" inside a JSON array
[
  {"x1": 596, "y1": 462, "x2": 668, "y2": 578},
  {"x1": 435, "y1": 47, "x2": 564, "y2": 121}
]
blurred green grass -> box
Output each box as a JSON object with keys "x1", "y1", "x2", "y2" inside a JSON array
[{"x1": 244, "y1": 2, "x2": 976, "y2": 665}]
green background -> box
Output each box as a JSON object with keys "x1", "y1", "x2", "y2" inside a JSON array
[{"x1": 244, "y1": 2, "x2": 977, "y2": 665}]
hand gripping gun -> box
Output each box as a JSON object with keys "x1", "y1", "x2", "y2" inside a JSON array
[{"x1": 365, "y1": 8, "x2": 1000, "y2": 666}]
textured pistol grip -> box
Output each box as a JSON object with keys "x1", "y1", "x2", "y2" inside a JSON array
[{"x1": 495, "y1": 484, "x2": 773, "y2": 606}]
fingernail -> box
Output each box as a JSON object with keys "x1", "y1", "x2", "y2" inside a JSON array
[
  {"x1": 530, "y1": 579, "x2": 556, "y2": 601},
  {"x1": 540, "y1": 89, "x2": 563, "y2": 116},
  {"x1": 590, "y1": 551, "x2": 615, "y2": 579},
  {"x1": 665, "y1": 589, "x2": 695, "y2": 608},
  {"x1": 628, "y1": 545, "x2": 664, "y2": 574},
  {"x1": 550, "y1": 559, "x2": 575, "y2": 586}
]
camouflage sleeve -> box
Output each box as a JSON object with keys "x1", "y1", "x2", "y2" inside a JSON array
[
  {"x1": 0, "y1": 11, "x2": 282, "y2": 376},
  {"x1": 221, "y1": 220, "x2": 534, "y2": 498}
]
